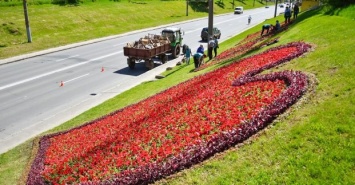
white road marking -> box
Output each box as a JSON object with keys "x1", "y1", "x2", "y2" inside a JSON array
[
  {"x1": 0, "y1": 51, "x2": 123, "y2": 91},
  {"x1": 64, "y1": 73, "x2": 90, "y2": 84},
  {"x1": 185, "y1": 28, "x2": 202, "y2": 34},
  {"x1": 55, "y1": 55, "x2": 79, "y2": 62},
  {"x1": 103, "y1": 84, "x2": 121, "y2": 92},
  {"x1": 113, "y1": 43, "x2": 126, "y2": 47}
]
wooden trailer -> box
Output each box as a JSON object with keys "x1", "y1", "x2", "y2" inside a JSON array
[{"x1": 123, "y1": 34, "x2": 171, "y2": 69}]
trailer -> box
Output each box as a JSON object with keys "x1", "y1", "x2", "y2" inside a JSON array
[
  {"x1": 123, "y1": 27, "x2": 184, "y2": 70},
  {"x1": 123, "y1": 34, "x2": 170, "y2": 69}
]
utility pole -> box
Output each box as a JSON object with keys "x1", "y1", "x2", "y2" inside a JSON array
[
  {"x1": 186, "y1": 0, "x2": 188, "y2": 16},
  {"x1": 208, "y1": 0, "x2": 213, "y2": 58},
  {"x1": 274, "y1": 0, "x2": 278, "y2": 17},
  {"x1": 23, "y1": 0, "x2": 32, "y2": 43},
  {"x1": 208, "y1": 0, "x2": 213, "y2": 36},
  {"x1": 208, "y1": 0, "x2": 213, "y2": 40}
]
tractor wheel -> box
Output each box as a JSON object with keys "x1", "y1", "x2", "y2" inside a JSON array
[{"x1": 172, "y1": 44, "x2": 181, "y2": 58}]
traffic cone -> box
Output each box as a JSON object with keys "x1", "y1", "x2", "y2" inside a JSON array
[
  {"x1": 60, "y1": 81, "x2": 64, "y2": 87},
  {"x1": 101, "y1": 67, "x2": 104, "y2": 72}
]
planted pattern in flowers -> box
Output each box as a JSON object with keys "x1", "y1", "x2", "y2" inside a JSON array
[{"x1": 27, "y1": 42, "x2": 311, "y2": 185}]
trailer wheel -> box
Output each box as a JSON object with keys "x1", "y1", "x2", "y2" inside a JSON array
[
  {"x1": 160, "y1": 54, "x2": 168, "y2": 64},
  {"x1": 128, "y1": 58, "x2": 135, "y2": 69},
  {"x1": 172, "y1": 44, "x2": 180, "y2": 58},
  {"x1": 145, "y1": 59, "x2": 154, "y2": 70}
]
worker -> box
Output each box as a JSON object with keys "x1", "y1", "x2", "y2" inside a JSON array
[
  {"x1": 196, "y1": 44, "x2": 204, "y2": 54},
  {"x1": 261, "y1": 24, "x2": 273, "y2": 36},
  {"x1": 193, "y1": 53, "x2": 206, "y2": 69}
]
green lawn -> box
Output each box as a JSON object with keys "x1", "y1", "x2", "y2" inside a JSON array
[
  {"x1": 0, "y1": 2, "x2": 354, "y2": 185},
  {"x1": 156, "y1": 6, "x2": 355, "y2": 184}
]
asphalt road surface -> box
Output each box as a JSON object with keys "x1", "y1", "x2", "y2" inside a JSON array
[{"x1": 0, "y1": 5, "x2": 284, "y2": 154}]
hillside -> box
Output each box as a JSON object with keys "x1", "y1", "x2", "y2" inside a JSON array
[
  {"x1": 156, "y1": 5, "x2": 355, "y2": 184},
  {"x1": 0, "y1": 2, "x2": 354, "y2": 185}
]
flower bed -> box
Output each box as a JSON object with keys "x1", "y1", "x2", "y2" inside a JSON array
[
  {"x1": 27, "y1": 42, "x2": 311, "y2": 185},
  {"x1": 197, "y1": 21, "x2": 289, "y2": 71}
]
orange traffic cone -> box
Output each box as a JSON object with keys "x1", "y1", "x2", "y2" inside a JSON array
[
  {"x1": 101, "y1": 67, "x2": 104, "y2": 72},
  {"x1": 60, "y1": 81, "x2": 64, "y2": 87}
]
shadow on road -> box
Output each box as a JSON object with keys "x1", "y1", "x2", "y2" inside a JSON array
[{"x1": 113, "y1": 60, "x2": 165, "y2": 76}]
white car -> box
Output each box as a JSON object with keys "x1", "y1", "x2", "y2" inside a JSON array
[{"x1": 234, "y1": 7, "x2": 243, "y2": 14}]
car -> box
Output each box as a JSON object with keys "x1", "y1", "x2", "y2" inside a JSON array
[
  {"x1": 200, "y1": 27, "x2": 221, "y2": 41},
  {"x1": 234, "y1": 6, "x2": 243, "y2": 14},
  {"x1": 279, "y1": 4, "x2": 284, "y2": 8}
]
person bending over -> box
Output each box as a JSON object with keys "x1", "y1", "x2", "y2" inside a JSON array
[
  {"x1": 261, "y1": 24, "x2": 273, "y2": 36},
  {"x1": 193, "y1": 53, "x2": 206, "y2": 69}
]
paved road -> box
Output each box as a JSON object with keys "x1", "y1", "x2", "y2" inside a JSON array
[{"x1": 0, "y1": 5, "x2": 283, "y2": 154}]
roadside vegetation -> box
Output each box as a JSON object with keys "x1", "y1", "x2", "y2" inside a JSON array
[
  {"x1": 0, "y1": 1, "x2": 354, "y2": 184},
  {"x1": 0, "y1": 0, "x2": 267, "y2": 59}
]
